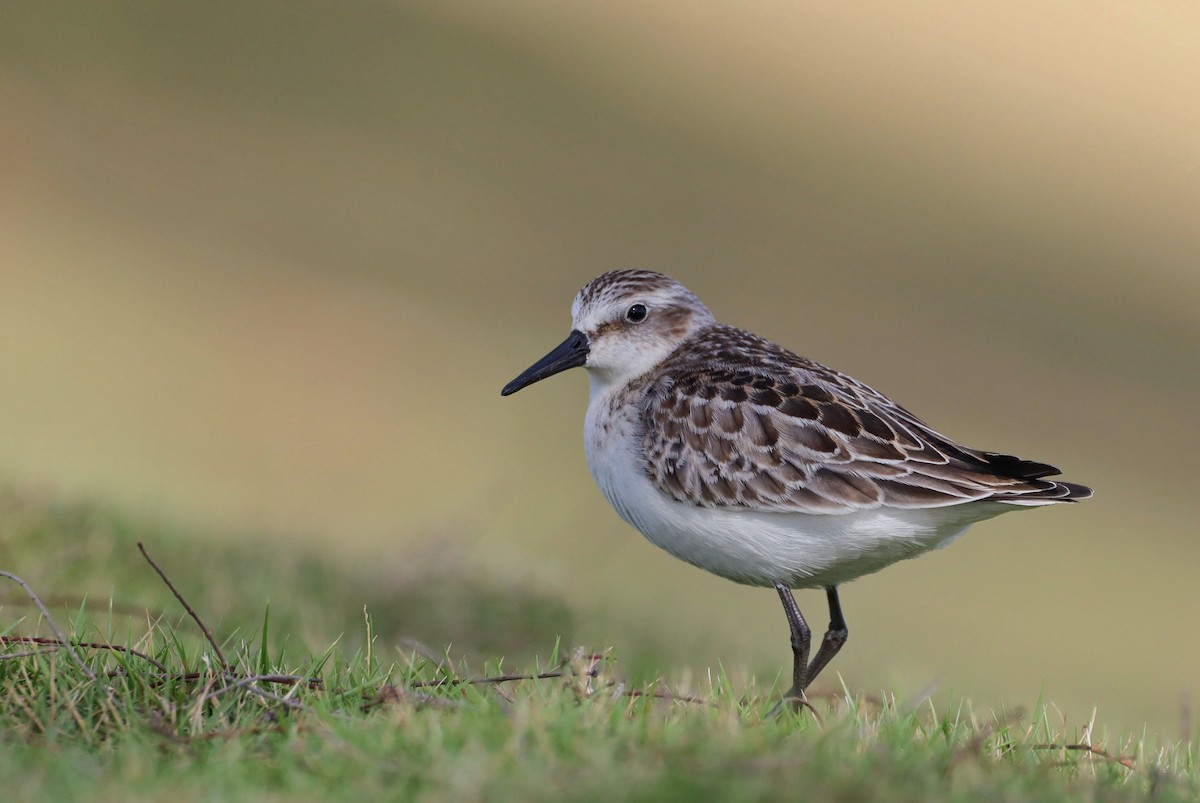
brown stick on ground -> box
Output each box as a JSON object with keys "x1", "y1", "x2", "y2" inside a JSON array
[
  {"x1": 0, "y1": 570, "x2": 98, "y2": 681},
  {"x1": 0, "y1": 635, "x2": 169, "y2": 673},
  {"x1": 137, "y1": 541, "x2": 229, "y2": 670},
  {"x1": 1032, "y1": 743, "x2": 1137, "y2": 770},
  {"x1": 409, "y1": 668, "x2": 584, "y2": 689}
]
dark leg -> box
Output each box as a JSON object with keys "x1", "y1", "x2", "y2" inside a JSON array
[
  {"x1": 803, "y1": 586, "x2": 849, "y2": 688},
  {"x1": 773, "y1": 582, "x2": 811, "y2": 700}
]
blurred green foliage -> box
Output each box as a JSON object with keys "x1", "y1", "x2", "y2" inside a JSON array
[{"x1": 0, "y1": 486, "x2": 573, "y2": 662}]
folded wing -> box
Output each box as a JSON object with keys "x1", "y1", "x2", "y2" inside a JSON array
[{"x1": 640, "y1": 327, "x2": 1093, "y2": 514}]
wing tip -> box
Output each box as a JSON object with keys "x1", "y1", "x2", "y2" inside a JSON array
[
  {"x1": 976, "y1": 451, "x2": 1062, "y2": 480},
  {"x1": 994, "y1": 479, "x2": 1094, "y2": 505},
  {"x1": 1056, "y1": 481, "x2": 1094, "y2": 501}
]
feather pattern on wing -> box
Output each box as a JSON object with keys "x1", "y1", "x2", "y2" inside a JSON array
[{"x1": 639, "y1": 325, "x2": 1092, "y2": 514}]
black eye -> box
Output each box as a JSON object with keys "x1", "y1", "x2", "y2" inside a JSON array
[{"x1": 626, "y1": 303, "x2": 648, "y2": 323}]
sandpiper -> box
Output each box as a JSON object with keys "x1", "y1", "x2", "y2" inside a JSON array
[{"x1": 502, "y1": 270, "x2": 1091, "y2": 704}]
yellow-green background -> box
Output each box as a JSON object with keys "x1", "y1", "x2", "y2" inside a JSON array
[{"x1": 2, "y1": 1, "x2": 1197, "y2": 736}]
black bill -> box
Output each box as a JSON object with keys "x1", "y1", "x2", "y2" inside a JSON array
[{"x1": 501, "y1": 330, "x2": 590, "y2": 396}]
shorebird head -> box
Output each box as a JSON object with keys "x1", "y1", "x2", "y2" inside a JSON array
[{"x1": 501, "y1": 270, "x2": 716, "y2": 396}]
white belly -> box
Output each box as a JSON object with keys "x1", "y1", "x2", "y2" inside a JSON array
[{"x1": 583, "y1": 384, "x2": 1015, "y2": 589}]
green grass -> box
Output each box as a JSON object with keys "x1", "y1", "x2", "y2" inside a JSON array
[{"x1": 0, "y1": 487, "x2": 1195, "y2": 801}]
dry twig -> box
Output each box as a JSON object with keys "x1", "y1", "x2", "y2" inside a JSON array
[
  {"x1": 0, "y1": 570, "x2": 97, "y2": 681},
  {"x1": 0, "y1": 646, "x2": 61, "y2": 660},
  {"x1": 137, "y1": 542, "x2": 229, "y2": 670},
  {"x1": 1032, "y1": 743, "x2": 1137, "y2": 770},
  {"x1": 0, "y1": 635, "x2": 169, "y2": 673},
  {"x1": 208, "y1": 674, "x2": 309, "y2": 712},
  {"x1": 623, "y1": 686, "x2": 713, "y2": 706},
  {"x1": 409, "y1": 667, "x2": 585, "y2": 689},
  {"x1": 369, "y1": 685, "x2": 461, "y2": 711}
]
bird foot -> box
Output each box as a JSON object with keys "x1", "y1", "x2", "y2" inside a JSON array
[{"x1": 766, "y1": 688, "x2": 820, "y2": 720}]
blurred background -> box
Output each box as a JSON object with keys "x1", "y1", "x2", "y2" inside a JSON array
[{"x1": 2, "y1": 1, "x2": 1197, "y2": 736}]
